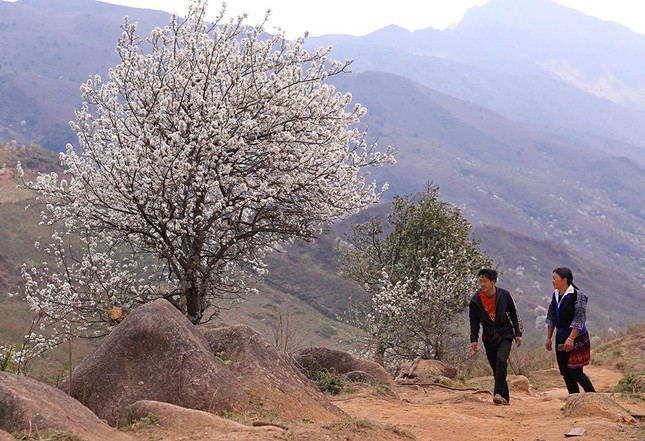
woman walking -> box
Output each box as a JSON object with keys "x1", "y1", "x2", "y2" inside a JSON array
[{"x1": 545, "y1": 267, "x2": 595, "y2": 394}]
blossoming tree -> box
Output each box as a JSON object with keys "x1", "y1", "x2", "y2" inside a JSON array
[
  {"x1": 18, "y1": 0, "x2": 393, "y2": 351},
  {"x1": 340, "y1": 185, "x2": 489, "y2": 365}
]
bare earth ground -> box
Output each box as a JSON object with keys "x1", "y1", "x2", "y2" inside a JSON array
[
  {"x1": 334, "y1": 365, "x2": 645, "y2": 441},
  {"x1": 126, "y1": 364, "x2": 645, "y2": 440}
]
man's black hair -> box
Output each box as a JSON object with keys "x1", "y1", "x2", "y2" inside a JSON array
[{"x1": 478, "y1": 268, "x2": 498, "y2": 281}]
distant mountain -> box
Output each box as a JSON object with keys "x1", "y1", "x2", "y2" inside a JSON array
[
  {"x1": 306, "y1": 0, "x2": 645, "y2": 159},
  {"x1": 358, "y1": 0, "x2": 645, "y2": 111},
  {"x1": 0, "y1": 0, "x2": 642, "y2": 337},
  {"x1": 0, "y1": 0, "x2": 170, "y2": 149},
  {"x1": 328, "y1": 71, "x2": 644, "y2": 319},
  {"x1": 455, "y1": 0, "x2": 645, "y2": 106}
]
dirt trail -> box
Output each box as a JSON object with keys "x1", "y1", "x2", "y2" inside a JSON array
[
  {"x1": 124, "y1": 364, "x2": 644, "y2": 440},
  {"x1": 333, "y1": 365, "x2": 644, "y2": 441}
]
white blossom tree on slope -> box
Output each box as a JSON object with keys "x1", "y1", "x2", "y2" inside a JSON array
[
  {"x1": 17, "y1": 0, "x2": 394, "y2": 351},
  {"x1": 340, "y1": 185, "x2": 489, "y2": 365}
]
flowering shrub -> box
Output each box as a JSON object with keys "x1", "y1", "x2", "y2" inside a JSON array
[{"x1": 341, "y1": 185, "x2": 489, "y2": 365}]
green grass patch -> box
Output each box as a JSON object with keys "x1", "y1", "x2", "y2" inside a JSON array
[{"x1": 614, "y1": 369, "x2": 645, "y2": 395}]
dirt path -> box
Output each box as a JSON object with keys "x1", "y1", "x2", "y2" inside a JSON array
[
  {"x1": 124, "y1": 364, "x2": 644, "y2": 440},
  {"x1": 333, "y1": 365, "x2": 645, "y2": 441}
]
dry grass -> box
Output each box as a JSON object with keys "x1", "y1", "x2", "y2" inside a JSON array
[{"x1": 12, "y1": 429, "x2": 82, "y2": 441}]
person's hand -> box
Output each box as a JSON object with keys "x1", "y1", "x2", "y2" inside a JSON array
[
  {"x1": 471, "y1": 341, "x2": 478, "y2": 352},
  {"x1": 545, "y1": 338, "x2": 552, "y2": 351},
  {"x1": 564, "y1": 337, "x2": 574, "y2": 352},
  {"x1": 515, "y1": 336, "x2": 522, "y2": 347}
]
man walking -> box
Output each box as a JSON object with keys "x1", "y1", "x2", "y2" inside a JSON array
[{"x1": 469, "y1": 268, "x2": 523, "y2": 405}]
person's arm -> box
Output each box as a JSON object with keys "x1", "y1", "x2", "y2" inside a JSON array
[
  {"x1": 571, "y1": 291, "x2": 588, "y2": 330},
  {"x1": 507, "y1": 292, "x2": 523, "y2": 347},
  {"x1": 469, "y1": 299, "x2": 480, "y2": 352},
  {"x1": 544, "y1": 294, "x2": 556, "y2": 351},
  {"x1": 545, "y1": 325, "x2": 554, "y2": 351},
  {"x1": 564, "y1": 292, "x2": 587, "y2": 351}
]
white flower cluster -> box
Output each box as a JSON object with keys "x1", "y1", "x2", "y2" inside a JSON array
[{"x1": 369, "y1": 250, "x2": 479, "y2": 360}]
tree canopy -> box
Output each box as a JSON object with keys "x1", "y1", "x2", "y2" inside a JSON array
[
  {"x1": 18, "y1": 0, "x2": 393, "y2": 353},
  {"x1": 340, "y1": 184, "x2": 490, "y2": 365}
]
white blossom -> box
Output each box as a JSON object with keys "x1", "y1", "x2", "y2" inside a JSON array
[{"x1": 18, "y1": 0, "x2": 394, "y2": 353}]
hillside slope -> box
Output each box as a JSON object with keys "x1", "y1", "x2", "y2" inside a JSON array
[
  {"x1": 0, "y1": 0, "x2": 642, "y2": 349},
  {"x1": 330, "y1": 71, "x2": 644, "y2": 296}
]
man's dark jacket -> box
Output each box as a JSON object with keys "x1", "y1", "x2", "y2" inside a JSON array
[{"x1": 469, "y1": 287, "x2": 523, "y2": 344}]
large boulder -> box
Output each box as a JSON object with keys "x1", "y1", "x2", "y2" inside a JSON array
[
  {"x1": 292, "y1": 347, "x2": 394, "y2": 386},
  {"x1": 0, "y1": 371, "x2": 131, "y2": 440},
  {"x1": 128, "y1": 400, "x2": 285, "y2": 440},
  {"x1": 201, "y1": 324, "x2": 345, "y2": 422},
  {"x1": 563, "y1": 393, "x2": 637, "y2": 423},
  {"x1": 59, "y1": 299, "x2": 248, "y2": 426}
]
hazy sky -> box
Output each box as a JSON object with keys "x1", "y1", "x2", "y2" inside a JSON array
[
  {"x1": 2, "y1": 0, "x2": 645, "y2": 38},
  {"x1": 95, "y1": 0, "x2": 645, "y2": 38}
]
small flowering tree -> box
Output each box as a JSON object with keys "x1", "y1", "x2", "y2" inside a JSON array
[
  {"x1": 18, "y1": 0, "x2": 393, "y2": 353},
  {"x1": 340, "y1": 184, "x2": 489, "y2": 365}
]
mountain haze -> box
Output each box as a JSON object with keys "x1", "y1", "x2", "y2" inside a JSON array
[
  {"x1": 362, "y1": 0, "x2": 645, "y2": 111},
  {"x1": 324, "y1": 70, "x2": 643, "y2": 334},
  {"x1": 331, "y1": 70, "x2": 643, "y2": 275},
  {"x1": 309, "y1": 0, "x2": 645, "y2": 155},
  {"x1": 0, "y1": 0, "x2": 642, "y2": 338},
  {"x1": 0, "y1": 0, "x2": 168, "y2": 149}
]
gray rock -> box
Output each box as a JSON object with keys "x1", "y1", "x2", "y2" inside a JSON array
[
  {"x1": 293, "y1": 347, "x2": 394, "y2": 386},
  {"x1": 201, "y1": 324, "x2": 345, "y2": 422},
  {"x1": 0, "y1": 371, "x2": 131, "y2": 440},
  {"x1": 59, "y1": 299, "x2": 248, "y2": 426}
]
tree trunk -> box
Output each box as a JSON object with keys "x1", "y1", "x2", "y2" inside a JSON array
[
  {"x1": 373, "y1": 333, "x2": 386, "y2": 366},
  {"x1": 185, "y1": 275, "x2": 203, "y2": 324}
]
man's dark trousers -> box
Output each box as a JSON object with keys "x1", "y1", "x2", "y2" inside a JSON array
[{"x1": 483, "y1": 338, "x2": 512, "y2": 402}]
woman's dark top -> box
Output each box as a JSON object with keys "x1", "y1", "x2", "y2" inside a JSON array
[{"x1": 545, "y1": 287, "x2": 588, "y2": 338}]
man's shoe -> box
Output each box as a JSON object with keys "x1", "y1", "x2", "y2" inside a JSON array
[{"x1": 493, "y1": 394, "x2": 510, "y2": 405}]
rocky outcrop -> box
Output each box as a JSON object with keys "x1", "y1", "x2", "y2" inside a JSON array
[
  {"x1": 0, "y1": 371, "x2": 131, "y2": 440},
  {"x1": 57, "y1": 299, "x2": 345, "y2": 426},
  {"x1": 59, "y1": 299, "x2": 248, "y2": 426},
  {"x1": 563, "y1": 393, "x2": 638, "y2": 423},
  {"x1": 293, "y1": 347, "x2": 394, "y2": 386},
  {"x1": 201, "y1": 324, "x2": 346, "y2": 422}
]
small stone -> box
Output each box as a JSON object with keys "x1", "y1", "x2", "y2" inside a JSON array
[{"x1": 565, "y1": 427, "x2": 586, "y2": 437}]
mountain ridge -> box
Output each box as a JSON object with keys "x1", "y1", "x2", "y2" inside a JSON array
[{"x1": 0, "y1": 0, "x2": 642, "y2": 340}]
